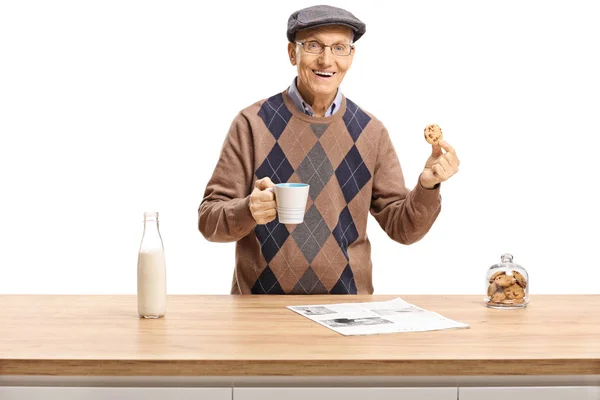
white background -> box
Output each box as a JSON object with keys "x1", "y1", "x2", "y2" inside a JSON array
[{"x1": 1, "y1": 0, "x2": 599, "y2": 295}]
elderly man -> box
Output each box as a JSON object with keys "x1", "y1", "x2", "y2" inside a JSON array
[{"x1": 199, "y1": 5, "x2": 460, "y2": 295}]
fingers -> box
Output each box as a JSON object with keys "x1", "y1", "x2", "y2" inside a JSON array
[
  {"x1": 256, "y1": 200, "x2": 276, "y2": 209},
  {"x1": 439, "y1": 140, "x2": 457, "y2": 158},
  {"x1": 252, "y1": 209, "x2": 277, "y2": 225},
  {"x1": 437, "y1": 156, "x2": 450, "y2": 170},
  {"x1": 432, "y1": 163, "x2": 453, "y2": 182},
  {"x1": 250, "y1": 186, "x2": 277, "y2": 225},
  {"x1": 431, "y1": 155, "x2": 458, "y2": 182},
  {"x1": 424, "y1": 139, "x2": 460, "y2": 184},
  {"x1": 431, "y1": 163, "x2": 445, "y2": 179},
  {"x1": 253, "y1": 208, "x2": 277, "y2": 218},
  {"x1": 255, "y1": 177, "x2": 275, "y2": 191},
  {"x1": 432, "y1": 139, "x2": 460, "y2": 171},
  {"x1": 253, "y1": 189, "x2": 275, "y2": 202},
  {"x1": 437, "y1": 150, "x2": 459, "y2": 173},
  {"x1": 444, "y1": 151, "x2": 460, "y2": 169}
]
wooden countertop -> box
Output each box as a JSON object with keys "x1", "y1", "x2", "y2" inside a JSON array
[{"x1": 1, "y1": 295, "x2": 599, "y2": 376}]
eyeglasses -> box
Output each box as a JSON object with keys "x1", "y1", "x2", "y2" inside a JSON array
[{"x1": 295, "y1": 40, "x2": 354, "y2": 56}]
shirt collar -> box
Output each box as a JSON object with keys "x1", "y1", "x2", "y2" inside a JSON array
[{"x1": 287, "y1": 77, "x2": 342, "y2": 117}]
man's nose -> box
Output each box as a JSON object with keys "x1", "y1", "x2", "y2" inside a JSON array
[{"x1": 318, "y1": 47, "x2": 333, "y2": 66}]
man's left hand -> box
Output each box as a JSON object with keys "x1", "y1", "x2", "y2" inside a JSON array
[{"x1": 420, "y1": 140, "x2": 460, "y2": 189}]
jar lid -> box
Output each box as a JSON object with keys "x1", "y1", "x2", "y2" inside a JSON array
[{"x1": 491, "y1": 253, "x2": 524, "y2": 270}]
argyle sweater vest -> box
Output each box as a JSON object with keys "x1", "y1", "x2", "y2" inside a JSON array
[{"x1": 199, "y1": 90, "x2": 442, "y2": 294}]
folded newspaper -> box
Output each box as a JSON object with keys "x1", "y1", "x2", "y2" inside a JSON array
[{"x1": 287, "y1": 297, "x2": 470, "y2": 336}]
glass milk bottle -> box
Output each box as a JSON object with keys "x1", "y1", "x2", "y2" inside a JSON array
[{"x1": 137, "y1": 211, "x2": 167, "y2": 318}]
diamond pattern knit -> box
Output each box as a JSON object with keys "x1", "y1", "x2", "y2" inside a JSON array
[{"x1": 199, "y1": 89, "x2": 442, "y2": 294}]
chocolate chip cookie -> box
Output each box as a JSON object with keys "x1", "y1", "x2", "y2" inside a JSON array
[{"x1": 424, "y1": 124, "x2": 443, "y2": 145}]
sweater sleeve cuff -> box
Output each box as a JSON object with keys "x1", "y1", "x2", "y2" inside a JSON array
[
  {"x1": 229, "y1": 196, "x2": 256, "y2": 232},
  {"x1": 413, "y1": 176, "x2": 441, "y2": 207}
]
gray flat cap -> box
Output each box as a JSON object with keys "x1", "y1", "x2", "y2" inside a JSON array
[{"x1": 287, "y1": 5, "x2": 366, "y2": 43}]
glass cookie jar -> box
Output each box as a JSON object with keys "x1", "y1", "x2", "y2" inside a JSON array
[{"x1": 485, "y1": 253, "x2": 529, "y2": 309}]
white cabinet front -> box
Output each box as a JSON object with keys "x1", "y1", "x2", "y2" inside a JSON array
[
  {"x1": 234, "y1": 387, "x2": 457, "y2": 400},
  {"x1": 0, "y1": 387, "x2": 232, "y2": 400},
  {"x1": 460, "y1": 386, "x2": 600, "y2": 400}
]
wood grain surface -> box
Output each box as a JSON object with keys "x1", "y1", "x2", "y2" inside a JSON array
[{"x1": 1, "y1": 295, "x2": 599, "y2": 376}]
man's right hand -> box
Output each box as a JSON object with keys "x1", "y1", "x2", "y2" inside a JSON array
[{"x1": 249, "y1": 177, "x2": 277, "y2": 225}]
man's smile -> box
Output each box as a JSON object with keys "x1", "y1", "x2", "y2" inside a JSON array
[{"x1": 312, "y1": 70, "x2": 336, "y2": 79}]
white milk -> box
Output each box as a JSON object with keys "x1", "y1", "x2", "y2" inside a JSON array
[{"x1": 137, "y1": 249, "x2": 166, "y2": 318}]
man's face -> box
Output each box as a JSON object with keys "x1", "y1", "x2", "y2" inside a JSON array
[{"x1": 288, "y1": 26, "x2": 355, "y2": 99}]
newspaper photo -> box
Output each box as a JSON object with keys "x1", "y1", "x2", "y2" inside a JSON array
[{"x1": 287, "y1": 297, "x2": 470, "y2": 336}]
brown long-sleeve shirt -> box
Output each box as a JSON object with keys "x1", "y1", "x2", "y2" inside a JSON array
[{"x1": 199, "y1": 90, "x2": 441, "y2": 294}]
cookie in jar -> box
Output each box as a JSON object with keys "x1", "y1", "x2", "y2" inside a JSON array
[{"x1": 485, "y1": 253, "x2": 529, "y2": 309}]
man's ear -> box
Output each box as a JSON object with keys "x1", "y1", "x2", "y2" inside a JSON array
[{"x1": 288, "y1": 42, "x2": 297, "y2": 66}]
